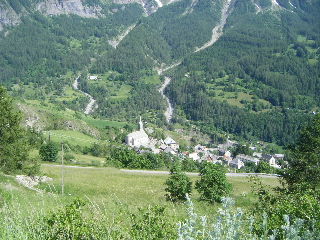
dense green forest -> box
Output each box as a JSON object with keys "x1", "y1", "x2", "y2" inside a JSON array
[
  {"x1": 166, "y1": 0, "x2": 320, "y2": 145},
  {"x1": 0, "y1": 0, "x2": 319, "y2": 146}
]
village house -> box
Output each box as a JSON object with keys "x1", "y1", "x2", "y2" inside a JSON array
[
  {"x1": 188, "y1": 152, "x2": 200, "y2": 161},
  {"x1": 89, "y1": 75, "x2": 98, "y2": 80},
  {"x1": 261, "y1": 154, "x2": 281, "y2": 168},
  {"x1": 164, "y1": 137, "x2": 179, "y2": 151},
  {"x1": 235, "y1": 154, "x2": 260, "y2": 165},
  {"x1": 253, "y1": 152, "x2": 262, "y2": 158},
  {"x1": 229, "y1": 158, "x2": 245, "y2": 169}
]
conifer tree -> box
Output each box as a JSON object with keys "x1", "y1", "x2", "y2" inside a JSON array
[{"x1": 0, "y1": 86, "x2": 29, "y2": 173}]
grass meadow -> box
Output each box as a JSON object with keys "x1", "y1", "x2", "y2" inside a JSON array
[{"x1": 0, "y1": 165, "x2": 280, "y2": 239}]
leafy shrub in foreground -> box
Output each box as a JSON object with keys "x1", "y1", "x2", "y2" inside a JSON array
[
  {"x1": 178, "y1": 196, "x2": 320, "y2": 240},
  {"x1": 195, "y1": 162, "x2": 232, "y2": 203},
  {"x1": 165, "y1": 164, "x2": 192, "y2": 202},
  {"x1": 130, "y1": 205, "x2": 176, "y2": 239}
]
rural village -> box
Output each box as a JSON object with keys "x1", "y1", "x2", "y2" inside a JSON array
[{"x1": 125, "y1": 117, "x2": 284, "y2": 171}]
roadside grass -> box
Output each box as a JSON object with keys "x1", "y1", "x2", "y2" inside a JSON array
[
  {"x1": 71, "y1": 153, "x2": 105, "y2": 166},
  {"x1": 141, "y1": 75, "x2": 161, "y2": 85}
]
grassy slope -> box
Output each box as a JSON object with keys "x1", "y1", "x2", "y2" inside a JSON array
[{"x1": 0, "y1": 165, "x2": 279, "y2": 228}]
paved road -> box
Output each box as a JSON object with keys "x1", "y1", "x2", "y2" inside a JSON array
[
  {"x1": 43, "y1": 164, "x2": 278, "y2": 178},
  {"x1": 120, "y1": 169, "x2": 279, "y2": 178}
]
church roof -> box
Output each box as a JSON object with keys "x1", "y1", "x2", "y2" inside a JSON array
[{"x1": 127, "y1": 130, "x2": 149, "y2": 139}]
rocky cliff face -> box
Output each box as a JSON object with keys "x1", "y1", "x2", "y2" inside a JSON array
[
  {"x1": 0, "y1": 0, "x2": 175, "y2": 31},
  {"x1": 0, "y1": 4, "x2": 22, "y2": 31},
  {"x1": 36, "y1": 0, "x2": 102, "y2": 18}
]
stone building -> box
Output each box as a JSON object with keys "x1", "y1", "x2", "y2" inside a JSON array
[{"x1": 125, "y1": 117, "x2": 150, "y2": 148}]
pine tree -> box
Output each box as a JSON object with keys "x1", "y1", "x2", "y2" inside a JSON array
[{"x1": 0, "y1": 86, "x2": 29, "y2": 173}]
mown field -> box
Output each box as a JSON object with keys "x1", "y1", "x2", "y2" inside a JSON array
[{"x1": 1, "y1": 165, "x2": 279, "y2": 219}]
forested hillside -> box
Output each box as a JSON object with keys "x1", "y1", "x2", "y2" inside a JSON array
[
  {"x1": 0, "y1": 0, "x2": 319, "y2": 146},
  {"x1": 166, "y1": 0, "x2": 320, "y2": 145}
]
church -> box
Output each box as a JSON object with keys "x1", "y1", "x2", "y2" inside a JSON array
[{"x1": 125, "y1": 117, "x2": 150, "y2": 148}]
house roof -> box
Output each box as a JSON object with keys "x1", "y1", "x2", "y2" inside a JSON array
[{"x1": 164, "y1": 137, "x2": 176, "y2": 145}]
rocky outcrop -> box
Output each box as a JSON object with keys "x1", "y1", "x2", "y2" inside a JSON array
[
  {"x1": 37, "y1": 0, "x2": 102, "y2": 18},
  {"x1": 17, "y1": 103, "x2": 46, "y2": 132},
  {"x1": 0, "y1": 4, "x2": 22, "y2": 31},
  {"x1": 62, "y1": 120, "x2": 101, "y2": 139},
  {"x1": 16, "y1": 175, "x2": 53, "y2": 193}
]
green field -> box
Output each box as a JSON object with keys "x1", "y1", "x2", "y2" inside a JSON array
[
  {"x1": 1, "y1": 165, "x2": 280, "y2": 213},
  {"x1": 0, "y1": 165, "x2": 280, "y2": 238},
  {"x1": 40, "y1": 165, "x2": 279, "y2": 212},
  {"x1": 43, "y1": 130, "x2": 99, "y2": 147},
  {"x1": 84, "y1": 117, "x2": 128, "y2": 129}
]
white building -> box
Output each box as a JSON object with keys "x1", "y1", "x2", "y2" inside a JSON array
[
  {"x1": 125, "y1": 117, "x2": 150, "y2": 148},
  {"x1": 164, "y1": 137, "x2": 179, "y2": 151},
  {"x1": 236, "y1": 154, "x2": 260, "y2": 165},
  {"x1": 230, "y1": 159, "x2": 245, "y2": 169},
  {"x1": 189, "y1": 152, "x2": 200, "y2": 161},
  {"x1": 89, "y1": 75, "x2": 98, "y2": 80}
]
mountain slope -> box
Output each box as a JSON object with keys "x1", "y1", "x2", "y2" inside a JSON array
[{"x1": 0, "y1": 0, "x2": 319, "y2": 146}]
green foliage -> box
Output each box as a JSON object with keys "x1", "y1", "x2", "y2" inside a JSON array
[
  {"x1": 39, "y1": 142, "x2": 58, "y2": 162},
  {"x1": 250, "y1": 177, "x2": 320, "y2": 237},
  {"x1": 106, "y1": 146, "x2": 169, "y2": 170},
  {"x1": 283, "y1": 114, "x2": 320, "y2": 190},
  {"x1": 195, "y1": 162, "x2": 232, "y2": 203},
  {"x1": 130, "y1": 205, "x2": 176, "y2": 239},
  {"x1": 165, "y1": 164, "x2": 192, "y2": 202},
  {"x1": 255, "y1": 161, "x2": 275, "y2": 174},
  {"x1": 232, "y1": 144, "x2": 252, "y2": 157},
  {"x1": 178, "y1": 196, "x2": 320, "y2": 239},
  {"x1": 0, "y1": 86, "x2": 30, "y2": 173},
  {"x1": 42, "y1": 198, "x2": 91, "y2": 240},
  {"x1": 167, "y1": 0, "x2": 320, "y2": 145}
]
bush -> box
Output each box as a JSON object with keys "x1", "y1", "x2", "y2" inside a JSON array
[
  {"x1": 195, "y1": 162, "x2": 232, "y2": 203},
  {"x1": 178, "y1": 196, "x2": 320, "y2": 240},
  {"x1": 130, "y1": 205, "x2": 176, "y2": 239},
  {"x1": 39, "y1": 142, "x2": 59, "y2": 162},
  {"x1": 165, "y1": 165, "x2": 192, "y2": 202},
  {"x1": 255, "y1": 161, "x2": 275, "y2": 174}
]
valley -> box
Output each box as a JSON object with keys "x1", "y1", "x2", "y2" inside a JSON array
[{"x1": 0, "y1": 0, "x2": 319, "y2": 238}]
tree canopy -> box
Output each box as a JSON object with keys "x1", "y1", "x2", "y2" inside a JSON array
[
  {"x1": 283, "y1": 114, "x2": 320, "y2": 190},
  {"x1": 0, "y1": 86, "x2": 29, "y2": 173}
]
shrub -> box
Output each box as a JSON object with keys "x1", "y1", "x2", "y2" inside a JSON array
[
  {"x1": 130, "y1": 205, "x2": 176, "y2": 239},
  {"x1": 42, "y1": 199, "x2": 90, "y2": 240},
  {"x1": 195, "y1": 162, "x2": 232, "y2": 203},
  {"x1": 255, "y1": 161, "x2": 275, "y2": 174},
  {"x1": 178, "y1": 196, "x2": 320, "y2": 240},
  {"x1": 250, "y1": 176, "x2": 320, "y2": 237},
  {"x1": 39, "y1": 142, "x2": 58, "y2": 162},
  {"x1": 165, "y1": 165, "x2": 192, "y2": 202}
]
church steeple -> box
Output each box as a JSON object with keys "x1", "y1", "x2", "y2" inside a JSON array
[{"x1": 139, "y1": 116, "x2": 144, "y2": 131}]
